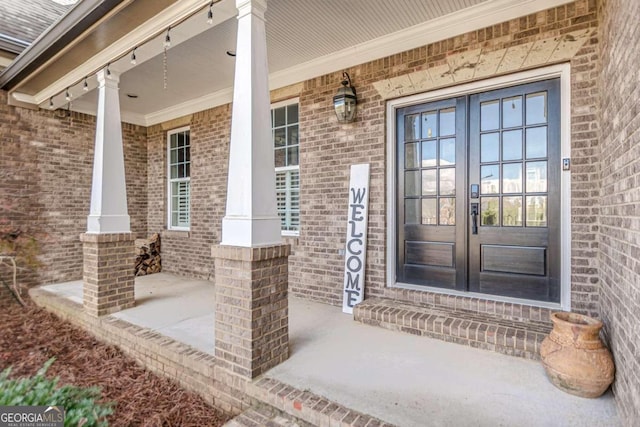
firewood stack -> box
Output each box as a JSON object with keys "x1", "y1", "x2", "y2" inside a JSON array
[{"x1": 135, "y1": 233, "x2": 161, "y2": 276}]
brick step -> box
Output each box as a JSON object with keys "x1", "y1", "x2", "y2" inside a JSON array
[
  {"x1": 353, "y1": 298, "x2": 553, "y2": 360},
  {"x1": 223, "y1": 403, "x2": 314, "y2": 427},
  {"x1": 246, "y1": 377, "x2": 395, "y2": 427}
]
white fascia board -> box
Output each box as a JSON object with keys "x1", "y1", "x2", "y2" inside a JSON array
[{"x1": 10, "y1": 91, "x2": 36, "y2": 104}]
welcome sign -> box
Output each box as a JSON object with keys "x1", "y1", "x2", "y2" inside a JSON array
[{"x1": 342, "y1": 163, "x2": 370, "y2": 314}]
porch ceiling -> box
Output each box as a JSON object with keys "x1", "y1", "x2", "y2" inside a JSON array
[{"x1": 2, "y1": 0, "x2": 574, "y2": 126}]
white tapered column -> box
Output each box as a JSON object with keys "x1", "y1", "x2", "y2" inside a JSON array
[
  {"x1": 87, "y1": 68, "x2": 130, "y2": 233},
  {"x1": 221, "y1": 0, "x2": 281, "y2": 247},
  {"x1": 214, "y1": 0, "x2": 289, "y2": 379},
  {"x1": 82, "y1": 68, "x2": 134, "y2": 316}
]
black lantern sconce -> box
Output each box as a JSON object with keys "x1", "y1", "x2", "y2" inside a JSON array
[{"x1": 333, "y1": 72, "x2": 357, "y2": 123}]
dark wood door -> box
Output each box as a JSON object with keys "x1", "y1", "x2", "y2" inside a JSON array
[
  {"x1": 396, "y1": 97, "x2": 467, "y2": 291},
  {"x1": 396, "y1": 78, "x2": 561, "y2": 303},
  {"x1": 468, "y1": 79, "x2": 561, "y2": 302}
]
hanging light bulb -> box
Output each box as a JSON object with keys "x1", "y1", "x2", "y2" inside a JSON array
[
  {"x1": 164, "y1": 28, "x2": 171, "y2": 48},
  {"x1": 207, "y1": 2, "x2": 214, "y2": 24},
  {"x1": 49, "y1": 97, "x2": 54, "y2": 110},
  {"x1": 83, "y1": 76, "x2": 89, "y2": 92},
  {"x1": 65, "y1": 88, "x2": 71, "y2": 101},
  {"x1": 130, "y1": 47, "x2": 137, "y2": 65}
]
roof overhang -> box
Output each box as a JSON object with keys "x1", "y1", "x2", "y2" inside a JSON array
[
  {"x1": 0, "y1": 0, "x2": 129, "y2": 90},
  {"x1": 1, "y1": 0, "x2": 575, "y2": 126}
]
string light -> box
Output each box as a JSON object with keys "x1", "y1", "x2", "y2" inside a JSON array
[
  {"x1": 164, "y1": 28, "x2": 171, "y2": 48},
  {"x1": 163, "y1": 29, "x2": 170, "y2": 89},
  {"x1": 163, "y1": 47, "x2": 168, "y2": 90},
  {"x1": 207, "y1": 1, "x2": 214, "y2": 24},
  {"x1": 44, "y1": 2, "x2": 222, "y2": 109}
]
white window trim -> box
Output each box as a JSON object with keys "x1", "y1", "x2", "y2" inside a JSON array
[
  {"x1": 385, "y1": 63, "x2": 572, "y2": 311},
  {"x1": 167, "y1": 125, "x2": 191, "y2": 231},
  {"x1": 272, "y1": 98, "x2": 300, "y2": 236}
]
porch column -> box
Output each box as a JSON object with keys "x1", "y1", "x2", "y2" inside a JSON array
[
  {"x1": 81, "y1": 68, "x2": 135, "y2": 317},
  {"x1": 213, "y1": 0, "x2": 290, "y2": 379}
]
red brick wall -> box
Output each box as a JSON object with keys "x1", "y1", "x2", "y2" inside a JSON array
[
  {"x1": 146, "y1": 105, "x2": 231, "y2": 279},
  {"x1": 1, "y1": 2, "x2": 603, "y2": 322},
  {"x1": 289, "y1": 0, "x2": 601, "y2": 314},
  {"x1": 598, "y1": 0, "x2": 640, "y2": 422},
  {"x1": 143, "y1": 1, "x2": 601, "y2": 316},
  {"x1": 0, "y1": 90, "x2": 147, "y2": 291}
]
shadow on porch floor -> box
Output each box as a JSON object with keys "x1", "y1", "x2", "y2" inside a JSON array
[{"x1": 39, "y1": 273, "x2": 619, "y2": 427}]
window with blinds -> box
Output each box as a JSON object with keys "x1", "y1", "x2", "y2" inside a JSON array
[
  {"x1": 168, "y1": 127, "x2": 191, "y2": 230},
  {"x1": 272, "y1": 101, "x2": 300, "y2": 235}
]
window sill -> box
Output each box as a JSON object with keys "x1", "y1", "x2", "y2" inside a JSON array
[{"x1": 162, "y1": 230, "x2": 190, "y2": 239}]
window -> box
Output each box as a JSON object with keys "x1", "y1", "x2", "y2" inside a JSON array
[
  {"x1": 167, "y1": 127, "x2": 190, "y2": 230},
  {"x1": 272, "y1": 101, "x2": 300, "y2": 235}
]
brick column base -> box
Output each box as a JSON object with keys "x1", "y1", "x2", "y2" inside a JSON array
[
  {"x1": 212, "y1": 244, "x2": 290, "y2": 379},
  {"x1": 81, "y1": 233, "x2": 135, "y2": 316}
]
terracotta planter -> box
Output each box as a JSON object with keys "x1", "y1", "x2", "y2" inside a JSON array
[{"x1": 540, "y1": 312, "x2": 615, "y2": 398}]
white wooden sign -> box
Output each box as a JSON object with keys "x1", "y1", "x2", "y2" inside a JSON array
[{"x1": 342, "y1": 163, "x2": 370, "y2": 314}]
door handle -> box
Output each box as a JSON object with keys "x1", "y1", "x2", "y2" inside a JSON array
[{"x1": 470, "y1": 203, "x2": 479, "y2": 235}]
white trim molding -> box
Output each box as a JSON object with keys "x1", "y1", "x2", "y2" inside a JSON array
[{"x1": 386, "y1": 63, "x2": 572, "y2": 311}]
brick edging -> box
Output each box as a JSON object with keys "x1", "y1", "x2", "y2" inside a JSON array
[
  {"x1": 28, "y1": 287, "x2": 250, "y2": 414},
  {"x1": 247, "y1": 377, "x2": 395, "y2": 427}
]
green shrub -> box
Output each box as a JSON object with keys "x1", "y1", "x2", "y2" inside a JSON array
[{"x1": 0, "y1": 358, "x2": 113, "y2": 426}]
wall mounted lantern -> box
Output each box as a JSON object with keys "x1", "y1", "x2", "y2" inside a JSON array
[{"x1": 333, "y1": 72, "x2": 357, "y2": 123}]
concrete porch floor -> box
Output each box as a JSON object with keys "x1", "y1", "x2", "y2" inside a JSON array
[{"x1": 40, "y1": 273, "x2": 619, "y2": 427}]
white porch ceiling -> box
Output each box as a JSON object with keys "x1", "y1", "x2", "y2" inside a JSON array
[{"x1": 40, "y1": 0, "x2": 572, "y2": 125}]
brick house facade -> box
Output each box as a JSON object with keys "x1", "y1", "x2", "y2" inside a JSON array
[
  {"x1": 0, "y1": 0, "x2": 638, "y2": 423},
  {"x1": 597, "y1": 0, "x2": 640, "y2": 421},
  {"x1": 0, "y1": 90, "x2": 148, "y2": 290}
]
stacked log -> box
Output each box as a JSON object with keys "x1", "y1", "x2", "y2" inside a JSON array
[{"x1": 135, "y1": 233, "x2": 161, "y2": 276}]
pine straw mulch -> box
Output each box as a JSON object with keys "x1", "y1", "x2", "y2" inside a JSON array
[{"x1": 0, "y1": 301, "x2": 231, "y2": 427}]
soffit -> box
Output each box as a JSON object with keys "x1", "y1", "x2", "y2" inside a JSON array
[
  {"x1": 265, "y1": 0, "x2": 483, "y2": 71},
  {"x1": 74, "y1": 0, "x2": 491, "y2": 118},
  {"x1": 5, "y1": 0, "x2": 575, "y2": 124}
]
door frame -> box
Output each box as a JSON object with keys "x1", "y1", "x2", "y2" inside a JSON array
[{"x1": 385, "y1": 63, "x2": 572, "y2": 311}]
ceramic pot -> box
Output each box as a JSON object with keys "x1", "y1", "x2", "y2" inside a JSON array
[{"x1": 540, "y1": 312, "x2": 615, "y2": 398}]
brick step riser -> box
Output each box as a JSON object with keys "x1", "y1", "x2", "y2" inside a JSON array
[
  {"x1": 354, "y1": 300, "x2": 552, "y2": 361},
  {"x1": 383, "y1": 291, "x2": 556, "y2": 324}
]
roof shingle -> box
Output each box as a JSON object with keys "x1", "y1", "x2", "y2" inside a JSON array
[{"x1": 0, "y1": 0, "x2": 74, "y2": 54}]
